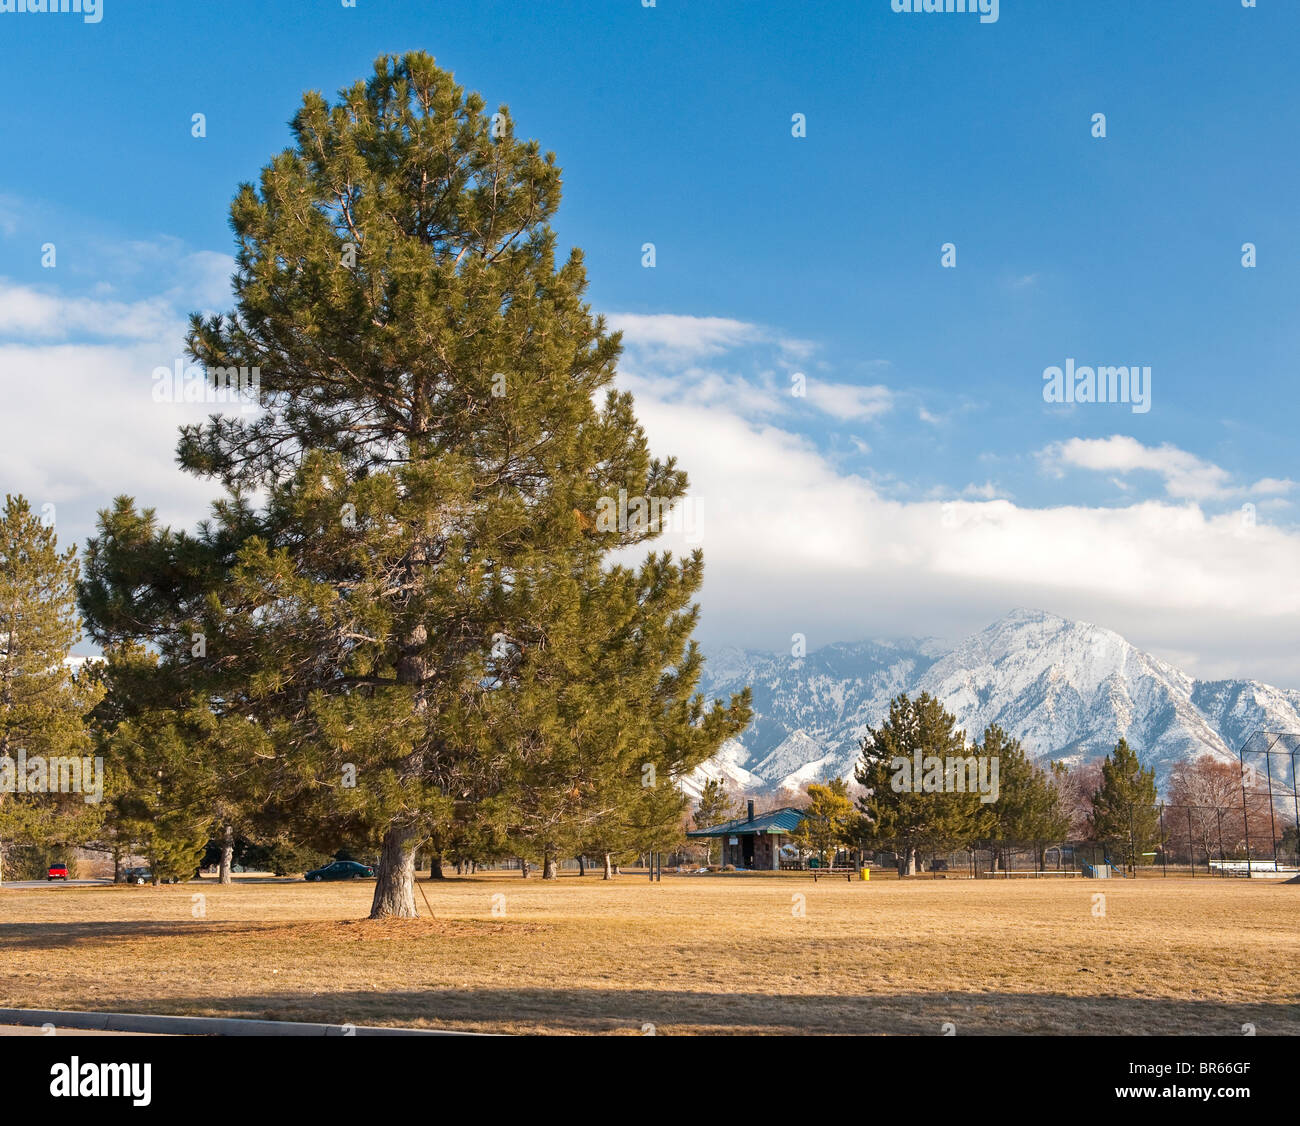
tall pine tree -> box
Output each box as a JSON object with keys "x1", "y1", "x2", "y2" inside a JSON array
[
  {"x1": 978, "y1": 723, "x2": 1069, "y2": 868},
  {"x1": 0, "y1": 496, "x2": 104, "y2": 883},
  {"x1": 80, "y1": 53, "x2": 749, "y2": 916},
  {"x1": 854, "y1": 693, "x2": 985, "y2": 875},
  {"x1": 1088, "y1": 737, "x2": 1159, "y2": 872}
]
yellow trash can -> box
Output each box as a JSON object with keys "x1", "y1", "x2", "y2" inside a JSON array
[{"x1": 859, "y1": 867, "x2": 869, "y2": 881}]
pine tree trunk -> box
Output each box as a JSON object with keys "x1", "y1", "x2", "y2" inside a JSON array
[
  {"x1": 603, "y1": 853, "x2": 614, "y2": 880},
  {"x1": 370, "y1": 619, "x2": 428, "y2": 918},
  {"x1": 543, "y1": 848, "x2": 558, "y2": 880},
  {"x1": 577, "y1": 855, "x2": 585, "y2": 876},
  {"x1": 898, "y1": 848, "x2": 917, "y2": 877},
  {"x1": 520, "y1": 857, "x2": 530, "y2": 878},
  {"x1": 370, "y1": 824, "x2": 419, "y2": 918},
  {"x1": 219, "y1": 824, "x2": 234, "y2": 885},
  {"x1": 429, "y1": 851, "x2": 445, "y2": 879}
]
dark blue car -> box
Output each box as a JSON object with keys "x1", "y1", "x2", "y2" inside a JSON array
[{"x1": 304, "y1": 860, "x2": 375, "y2": 882}]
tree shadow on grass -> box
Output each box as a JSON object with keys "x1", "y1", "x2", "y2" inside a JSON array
[
  {"x1": 0, "y1": 915, "x2": 533, "y2": 953},
  {"x1": 45, "y1": 987, "x2": 1300, "y2": 1036},
  {"x1": 0, "y1": 920, "x2": 295, "y2": 950}
]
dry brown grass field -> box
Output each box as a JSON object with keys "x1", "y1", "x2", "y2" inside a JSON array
[{"x1": 1, "y1": 874, "x2": 1296, "y2": 1035}]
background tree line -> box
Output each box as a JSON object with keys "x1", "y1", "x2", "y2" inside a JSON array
[{"x1": 691, "y1": 692, "x2": 1287, "y2": 877}]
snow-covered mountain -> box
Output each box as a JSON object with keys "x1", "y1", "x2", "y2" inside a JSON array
[{"x1": 691, "y1": 609, "x2": 1300, "y2": 796}]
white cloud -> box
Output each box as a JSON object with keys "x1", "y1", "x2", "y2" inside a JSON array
[
  {"x1": 0, "y1": 245, "x2": 234, "y2": 343},
  {"x1": 776, "y1": 336, "x2": 818, "y2": 361},
  {"x1": 610, "y1": 313, "x2": 897, "y2": 426},
  {"x1": 1251, "y1": 477, "x2": 1294, "y2": 496},
  {"x1": 619, "y1": 366, "x2": 787, "y2": 418},
  {"x1": 607, "y1": 326, "x2": 1300, "y2": 684},
  {"x1": 1042, "y1": 435, "x2": 1294, "y2": 502},
  {"x1": 0, "y1": 249, "x2": 238, "y2": 551},
  {"x1": 0, "y1": 279, "x2": 182, "y2": 342},
  {"x1": 605, "y1": 313, "x2": 762, "y2": 359},
  {"x1": 924, "y1": 482, "x2": 1009, "y2": 502},
  {"x1": 0, "y1": 339, "x2": 227, "y2": 533},
  {"x1": 619, "y1": 367, "x2": 1300, "y2": 686},
  {"x1": 804, "y1": 380, "x2": 894, "y2": 422},
  {"x1": 641, "y1": 403, "x2": 1300, "y2": 619},
  {"x1": 171, "y1": 250, "x2": 237, "y2": 311}
]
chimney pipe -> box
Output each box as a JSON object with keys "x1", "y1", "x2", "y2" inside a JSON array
[{"x1": 747, "y1": 800, "x2": 755, "y2": 823}]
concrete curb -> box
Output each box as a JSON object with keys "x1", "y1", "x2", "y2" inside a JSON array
[{"x1": 0, "y1": 1008, "x2": 479, "y2": 1036}]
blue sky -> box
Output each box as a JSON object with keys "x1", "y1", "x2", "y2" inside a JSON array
[{"x1": 2, "y1": 1, "x2": 1299, "y2": 683}]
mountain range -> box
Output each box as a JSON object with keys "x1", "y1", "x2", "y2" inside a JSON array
[{"x1": 690, "y1": 609, "x2": 1300, "y2": 796}]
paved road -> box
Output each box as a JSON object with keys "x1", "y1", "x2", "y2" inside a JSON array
[
  {"x1": 0, "y1": 1025, "x2": 153, "y2": 1036},
  {"x1": 0, "y1": 880, "x2": 112, "y2": 889},
  {"x1": 0, "y1": 1009, "x2": 470, "y2": 1036}
]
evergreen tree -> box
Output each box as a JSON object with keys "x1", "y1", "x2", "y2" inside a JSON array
[
  {"x1": 978, "y1": 724, "x2": 1069, "y2": 868},
  {"x1": 579, "y1": 775, "x2": 641, "y2": 880},
  {"x1": 79, "y1": 53, "x2": 749, "y2": 916},
  {"x1": 499, "y1": 540, "x2": 744, "y2": 878},
  {"x1": 620, "y1": 777, "x2": 690, "y2": 867},
  {"x1": 105, "y1": 710, "x2": 218, "y2": 884},
  {"x1": 88, "y1": 640, "x2": 243, "y2": 884},
  {"x1": 854, "y1": 693, "x2": 984, "y2": 875},
  {"x1": 692, "y1": 778, "x2": 735, "y2": 864},
  {"x1": 0, "y1": 496, "x2": 104, "y2": 884},
  {"x1": 1088, "y1": 737, "x2": 1159, "y2": 872}
]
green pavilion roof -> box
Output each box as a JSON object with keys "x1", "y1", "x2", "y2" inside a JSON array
[{"x1": 686, "y1": 807, "x2": 807, "y2": 838}]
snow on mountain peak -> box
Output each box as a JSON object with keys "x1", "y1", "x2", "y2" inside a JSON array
[{"x1": 692, "y1": 610, "x2": 1300, "y2": 796}]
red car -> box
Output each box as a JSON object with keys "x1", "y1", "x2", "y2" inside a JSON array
[{"x1": 47, "y1": 864, "x2": 69, "y2": 881}]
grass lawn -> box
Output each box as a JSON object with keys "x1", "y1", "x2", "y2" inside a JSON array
[{"x1": 1, "y1": 874, "x2": 1295, "y2": 1035}]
